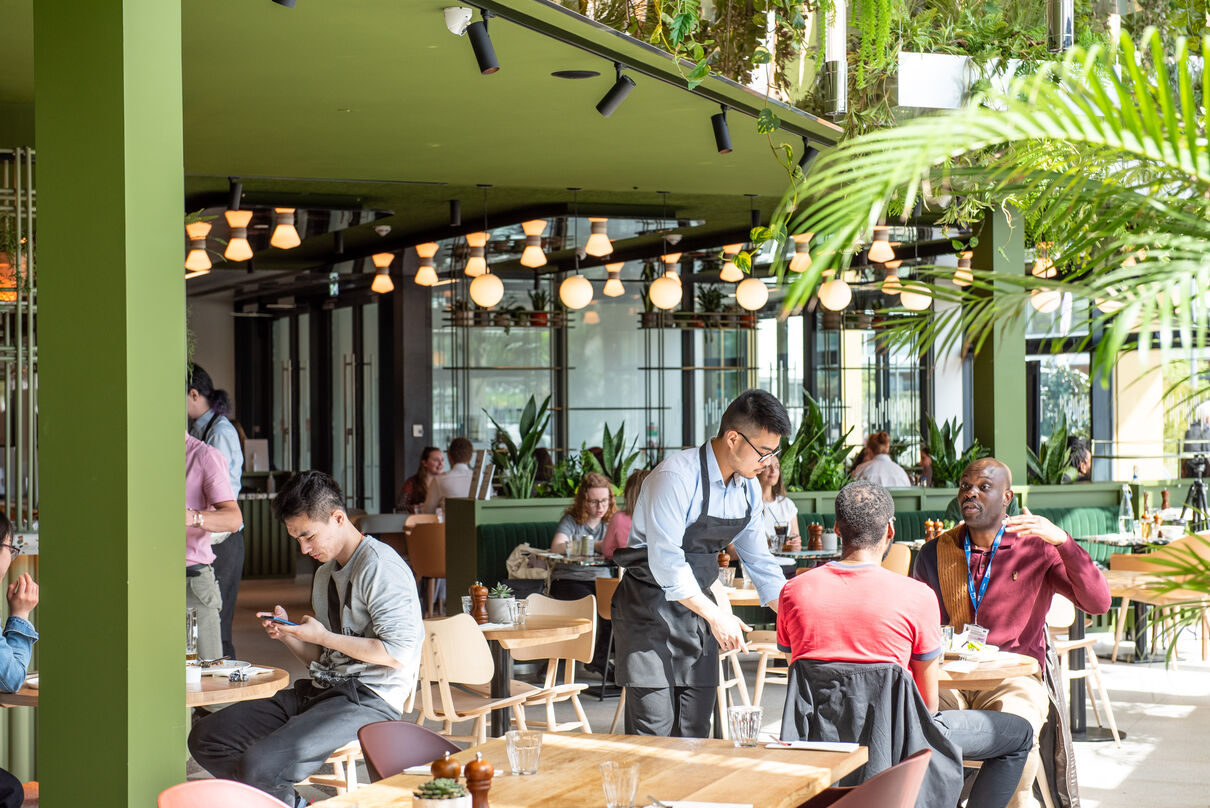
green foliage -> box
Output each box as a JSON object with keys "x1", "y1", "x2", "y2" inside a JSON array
[
  {"x1": 1138, "y1": 535, "x2": 1210, "y2": 665},
  {"x1": 484, "y1": 395, "x2": 551, "y2": 499},
  {"x1": 414, "y1": 778, "x2": 469, "y2": 799},
  {"x1": 779, "y1": 390, "x2": 855, "y2": 491},
  {"x1": 922, "y1": 415, "x2": 988, "y2": 487},
  {"x1": 528, "y1": 288, "x2": 549, "y2": 311},
  {"x1": 695, "y1": 284, "x2": 724, "y2": 312},
  {"x1": 581, "y1": 423, "x2": 642, "y2": 492},
  {"x1": 488, "y1": 583, "x2": 514, "y2": 599},
  {"x1": 1026, "y1": 415, "x2": 1076, "y2": 485},
  {"x1": 539, "y1": 452, "x2": 585, "y2": 498}
]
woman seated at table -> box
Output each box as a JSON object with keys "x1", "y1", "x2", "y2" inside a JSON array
[
  {"x1": 602, "y1": 469, "x2": 651, "y2": 562},
  {"x1": 851, "y1": 431, "x2": 912, "y2": 487},
  {"x1": 731, "y1": 456, "x2": 800, "y2": 575},
  {"x1": 550, "y1": 472, "x2": 615, "y2": 673},
  {"x1": 396, "y1": 445, "x2": 442, "y2": 514}
]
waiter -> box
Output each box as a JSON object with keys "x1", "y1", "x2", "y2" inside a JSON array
[{"x1": 612, "y1": 389, "x2": 792, "y2": 737}]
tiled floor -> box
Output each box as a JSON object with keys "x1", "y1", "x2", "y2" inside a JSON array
[{"x1": 204, "y1": 579, "x2": 1210, "y2": 807}]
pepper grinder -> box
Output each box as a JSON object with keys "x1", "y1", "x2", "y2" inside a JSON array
[
  {"x1": 469, "y1": 583, "x2": 490, "y2": 625},
  {"x1": 465, "y1": 751, "x2": 494, "y2": 808}
]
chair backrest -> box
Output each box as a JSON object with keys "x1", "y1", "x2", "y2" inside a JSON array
[
  {"x1": 1046, "y1": 593, "x2": 1076, "y2": 630},
  {"x1": 359, "y1": 513, "x2": 410, "y2": 535},
  {"x1": 421, "y1": 613, "x2": 494, "y2": 685},
  {"x1": 515, "y1": 594, "x2": 596, "y2": 664},
  {"x1": 159, "y1": 779, "x2": 291, "y2": 807},
  {"x1": 830, "y1": 749, "x2": 932, "y2": 808},
  {"x1": 405, "y1": 513, "x2": 441, "y2": 534},
  {"x1": 357, "y1": 720, "x2": 461, "y2": 782},
  {"x1": 595, "y1": 576, "x2": 621, "y2": 620},
  {"x1": 882, "y1": 543, "x2": 911, "y2": 576},
  {"x1": 408, "y1": 523, "x2": 446, "y2": 578}
]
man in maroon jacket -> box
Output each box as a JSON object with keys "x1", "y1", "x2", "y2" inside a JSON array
[{"x1": 912, "y1": 458, "x2": 1110, "y2": 808}]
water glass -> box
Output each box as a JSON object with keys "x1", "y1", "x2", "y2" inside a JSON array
[
  {"x1": 941, "y1": 624, "x2": 954, "y2": 650},
  {"x1": 513, "y1": 599, "x2": 528, "y2": 626},
  {"x1": 461, "y1": 595, "x2": 472, "y2": 615},
  {"x1": 717, "y1": 566, "x2": 736, "y2": 588},
  {"x1": 185, "y1": 607, "x2": 199, "y2": 662},
  {"x1": 599, "y1": 760, "x2": 639, "y2": 808},
  {"x1": 728, "y1": 705, "x2": 763, "y2": 748},
  {"x1": 506, "y1": 730, "x2": 542, "y2": 775}
]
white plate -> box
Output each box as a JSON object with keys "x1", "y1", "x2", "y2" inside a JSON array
[
  {"x1": 199, "y1": 660, "x2": 252, "y2": 677},
  {"x1": 23, "y1": 674, "x2": 37, "y2": 689}
]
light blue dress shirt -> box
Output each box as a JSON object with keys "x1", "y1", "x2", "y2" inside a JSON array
[
  {"x1": 190, "y1": 410, "x2": 244, "y2": 498},
  {"x1": 628, "y1": 444, "x2": 788, "y2": 606},
  {"x1": 0, "y1": 616, "x2": 37, "y2": 693}
]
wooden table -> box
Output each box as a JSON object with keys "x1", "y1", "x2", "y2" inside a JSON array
[
  {"x1": 311, "y1": 732, "x2": 869, "y2": 808},
  {"x1": 724, "y1": 584, "x2": 765, "y2": 607},
  {"x1": 480, "y1": 616, "x2": 592, "y2": 737},
  {"x1": 938, "y1": 653, "x2": 1039, "y2": 692},
  {"x1": 0, "y1": 666, "x2": 290, "y2": 709}
]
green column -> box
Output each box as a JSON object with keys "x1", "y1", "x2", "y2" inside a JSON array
[
  {"x1": 971, "y1": 207, "x2": 1027, "y2": 483},
  {"x1": 34, "y1": 1, "x2": 184, "y2": 805}
]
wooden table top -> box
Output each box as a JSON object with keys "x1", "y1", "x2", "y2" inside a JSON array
[
  {"x1": 724, "y1": 585, "x2": 763, "y2": 607},
  {"x1": 0, "y1": 665, "x2": 290, "y2": 708},
  {"x1": 478, "y1": 616, "x2": 592, "y2": 650},
  {"x1": 313, "y1": 732, "x2": 869, "y2": 808},
  {"x1": 939, "y1": 653, "x2": 1039, "y2": 691}
]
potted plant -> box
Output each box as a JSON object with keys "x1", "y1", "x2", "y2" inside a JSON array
[
  {"x1": 695, "y1": 284, "x2": 723, "y2": 329},
  {"x1": 581, "y1": 423, "x2": 641, "y2": 494},
  {"x1": 486, "y1": 583, "x2": 515, "y2": 623},
  {"x1": 451, "y1": 298, "x2": 473, "y2": 328},
  {"x1": 474, "y1": 305, "x2": 492, "y2": 326},
  {"x1": 723, "y1": 303, "x2": 743, "y2": 329},
  {"x1": 922, "y1": 414, "x2": 989, "y2": 487},
  {"x1": 412, "y1": 778, "x2": 471, "y2": 808},
  {"x1": 483, "y1": 394, "x2": 551, "y2": 499},
  {"x1": 528, "y1": 288, "x2": 549, "y2": 327},
  {"x1": 1027, "y1": 415, "x2": 1077, "y2": 485}
]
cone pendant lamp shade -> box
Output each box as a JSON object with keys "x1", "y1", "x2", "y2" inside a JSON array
[
  {"x1": 789, "y1": 232, "x2": 813, "y2": 273},
  {"x1": 270, "y1": 208, "x2": 301, "y2": 249},
  {"x1": 414, "y1": 242, "x2": 439, "y2": 286},
  {"x1": 520, "y1": 220, "x2": 548, "y2": 268},
  {"x1": 585, "y1": 218, "x2": 612, "y2": 257},
  {"x1": 867, "y1": 225, "x2": 895, "y2": 264},
  {"x1": 464, "y1": 232, "x2": 488, "y2": 277},
  {"x1": 604, "y1": 262, "x2": 625, "y2": 297},
  {"x1": 224, "y1": 210, "x2": 254, "y2": 262},
  {"x1": 185, "y1": 221, "x2": 212, "y2": 271},
  {"x1": 371, "y1": 268, "x2": 394, "y2": 294}
]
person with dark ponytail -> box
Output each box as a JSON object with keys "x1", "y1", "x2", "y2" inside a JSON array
[{"x1": 187, "y1": 363, "x2": 246, "y2": 659}]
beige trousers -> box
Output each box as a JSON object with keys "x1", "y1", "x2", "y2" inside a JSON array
[{"x1": 939, "y1": 673, "x2": 1050, "y2": 808}]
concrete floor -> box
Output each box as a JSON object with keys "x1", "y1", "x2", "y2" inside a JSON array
[{"x1": 197, "y1": 578, "x2": 1210, "y2": 807}]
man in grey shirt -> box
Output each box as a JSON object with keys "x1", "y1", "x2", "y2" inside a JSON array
[{"x1": 189, "y1": 471, "x2": 423, "y2": 808}]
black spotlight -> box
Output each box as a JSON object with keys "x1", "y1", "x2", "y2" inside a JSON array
[
  {"x1": 596, "y1": 64, "x2": 636, "y2": 118},
  {"x1": 271, "y1": 0, "x2": 296, "y2": 6},
  {"x1": 227, "y1": 176, "x2": 243, "y2": 211},
  {"x1": 467, "y1": 14, "x2": 499, "y2": 75},
  {"x1": 711, "y1": 104, "x2": 732, "y2": 154},
  {"x1": 798, "y1": 136, "x2": 820, "y2": 174},
  {"x1": 449, "y1": 199, "x2": 462, "y2": 228}
]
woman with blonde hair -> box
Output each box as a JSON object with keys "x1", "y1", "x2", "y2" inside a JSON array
[
  {"x1": 851, "y1": 431, "x2": 912, "y2": 487},
  {"x1": 602, "y1": 469, "x2": 651, "y2": 562}
]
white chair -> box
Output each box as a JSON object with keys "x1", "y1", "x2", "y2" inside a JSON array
[
  {"x1": 1046, "y1": 594, "x2": 1121, "y2": 747},
  {"x1": 709, "y1": 580, "x2": 751, "y2": 739},
  {"x1": 416, "y1": 613, "x2": 530, "y2": 744}
]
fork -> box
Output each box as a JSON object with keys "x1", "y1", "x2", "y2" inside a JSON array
[{"x1": 647, "y1": 796, "x2": 672, "y2": 808}]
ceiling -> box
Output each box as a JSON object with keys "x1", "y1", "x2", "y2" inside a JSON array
[{"x1": 1, "y1": 0, "x2": 841, "y2": 288}]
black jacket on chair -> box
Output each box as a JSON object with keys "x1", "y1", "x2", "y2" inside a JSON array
[{"x1": 779, "y1": 660, "x2": 964, "y2": 808}]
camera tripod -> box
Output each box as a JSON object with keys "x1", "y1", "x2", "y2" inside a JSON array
[{"x1": 1180, "y1": 454, "x2": 1208, "y2": 532}]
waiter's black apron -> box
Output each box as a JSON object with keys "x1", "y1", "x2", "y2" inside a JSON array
[{"x1": 611, "y1": 444, "x2": 751, "y2": 689}]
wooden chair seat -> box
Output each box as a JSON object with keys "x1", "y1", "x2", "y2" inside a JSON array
[
  {"x1": 301, "y1": 740, "x2": 363, "y2": 794},
  {"x1": 747, "y1": 630, "x2": 789, "y2": 706}
]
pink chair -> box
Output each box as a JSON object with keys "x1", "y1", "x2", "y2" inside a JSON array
[
  {"x1": 158, "y1": 779, "x2": 291, "y2": 807},
  {"x1": 357, "y1": 720, "x2": 461, "y2": 782},
  {"x1": 798, "y1": 749, "x2": 931, "y2": 808}
]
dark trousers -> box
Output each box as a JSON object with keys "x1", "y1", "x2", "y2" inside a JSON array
[
  {"x1": 188, "y1": 679, "x2": 397, "y2": 807},
  {"x1": 624, "y1": 685, "x2": 715, "y2": 738},
  {"x1": 934, "y1": 709, "x2": 1034, "y2": 808},
  {"x1": 211, "y1": 531, "x2": 244, "y2": 659},
  {"x1": 0, "y1": 767, "x2": 21, "y2": 808},
  {"x1": 549, "y1": 578, "x2": 612, "y2": 670}
]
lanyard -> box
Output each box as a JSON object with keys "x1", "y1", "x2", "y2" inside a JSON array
[{"x1": 964, "y1": 525, "x2": 1005, "y2": 624}]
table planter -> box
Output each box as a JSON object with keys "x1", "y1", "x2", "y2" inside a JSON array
[{"x1": 486, "y1": 596, "x2": 515, "y2": 623}]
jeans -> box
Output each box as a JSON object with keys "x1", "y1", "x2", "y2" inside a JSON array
[{"x1": 934, "y1": 709, "x2": 1034, "y2": 808}]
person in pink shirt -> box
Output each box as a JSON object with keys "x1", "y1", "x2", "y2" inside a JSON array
[
  {"x1": 185, "y1": 433, "x2": 242, "y2": 660},
  {"x1": 602, "y1": 469, "x2": 651, "y2": 562}
]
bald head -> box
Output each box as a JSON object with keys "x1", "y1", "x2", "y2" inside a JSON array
[
  {"x1": 957, "y1": 457, "x2": 1014, "y2": 530},
  {"x1": 964, "y1": 457, "x2": 1012, "y2": 488}
]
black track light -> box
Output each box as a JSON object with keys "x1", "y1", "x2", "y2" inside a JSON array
[
  {"x1": 449, "y1": 199, "x2": 462, "y2": 228},
  {"x1": 711, "y1": 104, "x2": 732, "y2": 154},
  {"x1": 596, "y1": 64, "x2": 636, "y2": 118},
  {"x1": 798, "y1": 136, "x2": 820, "y2": 174},
  {"x1": 334, "y1": 230, "x2": 345, "y2": 256},
  {"x1": 272, "y1": 0, "x2": 296, "y2": 6},
  {"x1": 467, "y1": 13, "x2": 499, "y2": 75},
  {"x1": 227, "y1": 177, "x2": 243, "y2": 211}
]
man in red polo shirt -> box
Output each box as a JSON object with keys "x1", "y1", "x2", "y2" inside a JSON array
[{"x1": 912, "y1": 458, "x2": 1110, "y2": 808}]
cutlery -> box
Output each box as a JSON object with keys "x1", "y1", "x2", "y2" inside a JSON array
[{"x1": 647, "y1": 795, "x2": 671, "y2": 807}]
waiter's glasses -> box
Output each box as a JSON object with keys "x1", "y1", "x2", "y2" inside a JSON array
[{"x1": 737, "y1": 431, "x2": 781, "y2": 462}]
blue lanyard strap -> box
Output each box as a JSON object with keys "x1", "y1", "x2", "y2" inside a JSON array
[{"x1": 964, "y1": 526, "x2": 1005, "y2": 623}]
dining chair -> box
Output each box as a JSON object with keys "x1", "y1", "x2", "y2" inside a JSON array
[
  {"x1": 797, "y1": 749, "x2": 931, "y2": 808},
  {"x1": 746, "y1": 628, "x2": 789, "y2": 706},
  {"x1": 300, "y1": 741, "x2": 364, "y2": 794},
  {"x1": 416, "y1": 613, "x2": 530, "y2": 744},
  {"x1": 593, "y1": 576, "x2": 622, "y2": 701},
  {"x1": 1046, "y1": 593, "x2": 1120, "y2": 747},
  {"x1": 408, "y1": 523, "x2": 447, "y2": 617},
  {"x1": 504, "y1": 593, "x2": 596, "y2": 733},
  {"x1": 359, "y1": 512, "x2": 411, "y2": 566},
  {"x1": 709, "y1": 580, "x2": 751, "y2": 739},
  {"x1": 1109, "y1": 536, "x2": 1210, "y2": 664},
  {"x1": 881, "y1": 542, "x2": 911, "y2": 576},
  {"x1": 404, "y1": 513, "x2": 440, "y2": 535},
  {"x1": 158, "y1": 779, "x2": 291, "y2": 807},
  {"x1": 357, "y1": 720, "x2": 461, "y2": 782}
]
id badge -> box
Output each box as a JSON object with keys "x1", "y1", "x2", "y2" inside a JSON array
[{"x1": 964, "y1": 623, "x2": 989, "y2": 645}]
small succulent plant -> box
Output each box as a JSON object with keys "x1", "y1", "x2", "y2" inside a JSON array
[
  {"x1": 488, "y1": 582, "x2": 514, "y2": 599},
  {"x1": 414, "y1": 778, "x2": 469, "y2": 799}
]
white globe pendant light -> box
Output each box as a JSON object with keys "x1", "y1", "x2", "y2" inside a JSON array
[
  {"x1": 1030, "y1": 288, "x2": 1062, "y2": 313},
  {"x1": 735, "y1": 276, "x2": 769, "y2": 311},
  {"x1": 560, "y1": 274, "x2": 593, "y2": 310},
  {"x1": 649, "y1": 275, "x2": 681, "y2": 310},
  {"x1": 469, "y1": 272, "x2": 504, "y2": 307},
  {"x1": 899, "y1": 282, "x2": 932, "y2": 311},
  {"x1": 818, "y1": 274, "x2": 852, "y2": 311}
]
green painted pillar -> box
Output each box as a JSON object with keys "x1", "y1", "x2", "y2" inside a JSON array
[
  {"x1": 34, "y1": 1, "x2": 184, "y2": 805},
  {"x1": 971, "y1": 207, "x2": 1027, "y2": 483}
]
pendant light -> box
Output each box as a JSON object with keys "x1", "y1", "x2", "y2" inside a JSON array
[
  {"x1": 789, "y1": 232, "x2": 813, "y2": 273},
  {"x1": 371, "y1": 252, "x2": 395, "y2": 294},
  {"x1": 604, "y1": 262, "x2": 625, "y2": 297},
  {"x1": 414, "y1": 242, "x2": 439, "y2": 286},
  {"x1": 867, "y1": 224, "x2": 895, "y2": 264},
  {"x1": 1032, "y1": 243, "x2": 1056, "y2": 278},
  {"x1": 817, "y1": 270, "x2": 852, "y2": 311},
  {"x1": 1030, "y1": 287, "x2": 1062, "y2": 313},
  {"x1": 720, "y1": 244, "x2": 744, "y2": 282},
  {"x1": 270, "y1": 208, "x2": 301, "y2": 250},
  {"x1": 660, "y1": 252, "x2": 682, "y2": 282},
  {"x1": 953, "y1": 251, "x2": 973, "y2": 287},
  {"x1": 520, "y1": 220, "x2": 548, "y2": 268},
  {"x1": 899, "y1": 281, "x2": 932, "y2": 311},
  {"x1": 470, "y1": 272, "x2": 504, "y2": 307},
  {"x1": 884, "y1": 259, "x2": 902, "y2": 270},
  {"x1": 649, "y1": 275, "x2": 681, "y2": 310},
  {"x1": 881, "y1": 271, "x2": 902, "y2": 295},
  {"x1": 1096, "y1": 289, "x2": 1125, "y2": 314},
  {"x1": 560, "y1": 189, "x2": 594, "y2": 310},
  {"x1": 585, "y1": 218, "x2": 612, "y2": 257},
  {"x1": 185, "y1": 221, "x2": 212, "y2": 272},
  {"x1": 735, "y1": 276, "x2": 768, "y2": 311},
  {"x1": 224, "y1": 210, "x2": 254, "y2": 262},
  {"x1": 464, "y1": 232, "x2": 488, "y2": 276}
]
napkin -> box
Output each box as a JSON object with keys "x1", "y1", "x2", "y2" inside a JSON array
[
  {"x1": 942, "y1": 660, "x2": 978, "y2": 674},
  {"x1": 402, "y1": 765, "x2": 432, "y2": 775},
  {"x1": 476, "y1": 622, "x2": 514, "y2": 630},
  {"x1": 244, "y1": 666, "x2": 274, "y2": 676},
  {"x1": 763, "y1": 740, "x2": 861, "y2": 752}
]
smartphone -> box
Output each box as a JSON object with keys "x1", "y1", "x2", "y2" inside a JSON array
[{"x1": 258, "y1": 613, "x2": 298, "y2": 626}]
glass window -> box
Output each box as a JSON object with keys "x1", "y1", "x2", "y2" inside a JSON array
[
  {"x1": 271, "y1": 317, "x2": 291, "y2": 471},
  {"x1": 1032, "y1": 353, "x2": 1091, "y2": 438}
]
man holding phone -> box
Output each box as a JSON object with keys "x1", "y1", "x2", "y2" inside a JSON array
[{"x1": 188, "y1": 471, "x2": 424, "y2": 808}]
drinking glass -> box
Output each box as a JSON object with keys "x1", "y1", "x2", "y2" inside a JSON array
[
  {"x1": 185, "y1": 607, "x2": 199, "y2": 662},
  {"x1": 599, "y1": 761, "x2": 639, "y2": 808},
  {"x1": 941, "y1": 625, "x2": 954, "y2": 651},
  {"x1": 717, "y1": 566, "x2": 736, "y2": 588},
  {"x1": 513, "y1": 599, "x2": 528, "y2": 626},
  {"x1": 728, "y1": 705, "x2": 763, "y2": 748},
  {"x1": 506, "y1": 730, "x2": 543, "y2": 775},
  {"x1": 461, "y1": 595, "x2": 473, "y2": 615}
]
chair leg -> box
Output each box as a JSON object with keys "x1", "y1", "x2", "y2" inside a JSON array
[
  {"x1": 716, "y1": 683, "x2": 729, "y2": 740},
  {"x1": 610, "y1": 689, "x2": 626, "y2": 734},
  {"x1": 513, "y1": 704, "x2": 529, "y2": 731},
  {"x1": 598, "y1": 626, "x2": 615, "y2": 701},
  {"x1": 1201, "y1": 611, "x2": 1209, "y2": 662},
  {"x1": 753, "y1": 652, "x2": 769, "y2": 707},
  {"x1": 475, "y1": 715, "x2": 487, "y2": 745},
  {"x1": 1086, "y1": 654, "x2": 1121, "y2": 748},
  {"x1": 731, "y1": 655, "x2": 751, "y2": 706},
  {"x1": 1112, "y1": 599, "x2": 1130, "y2": 662},
  {"x1": 570, "y1": 692, "x2": 592, "y2": 733}
]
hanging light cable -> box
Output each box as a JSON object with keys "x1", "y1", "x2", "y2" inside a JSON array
[
  {"x1": 465, "y1": 185, "x2": 492, "y2": 276},
  {"x1": 560, "y1": 189, "x2": 594, "y2": 310}
]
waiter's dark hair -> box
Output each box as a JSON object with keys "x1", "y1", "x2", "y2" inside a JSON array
[
  {"x1": 834, "y1": 480, "x2": 894, "y2": 549},
  {"x1": 187, "y1": 363, "x2": 233, "y2": 418},
  {"x1": 273, "y1": 470, "x2": 346, "y2": 523},
  {"x1": 718, "y1": 389, "x2": 791, "y2": 439}
]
